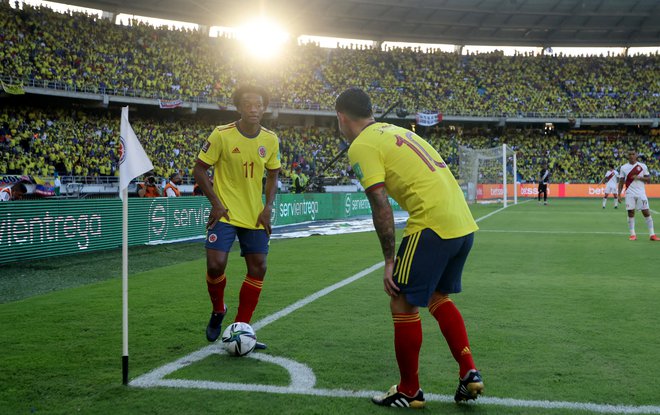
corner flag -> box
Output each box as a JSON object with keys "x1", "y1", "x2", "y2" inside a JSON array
[
  {"x1": 119, "y1": 106, "x2": 153, "y2": 200},
  {"x1": 119, "y1": 106, "x2": 153, "y2": 385}
]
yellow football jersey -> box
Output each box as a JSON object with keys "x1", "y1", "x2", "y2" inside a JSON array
[
  {"x1": 198, "y1": 122, "x2": 281, "y2": 229},
  {"x1": 348, "y1": 123, "x2": 478, "y2": 239}
]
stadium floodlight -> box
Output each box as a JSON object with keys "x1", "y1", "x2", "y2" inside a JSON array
[{"x1": 459, "y1": 144, "x2": 517, "y2": 207}]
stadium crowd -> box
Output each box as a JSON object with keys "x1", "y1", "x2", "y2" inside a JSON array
[
  {"x1": 2, "y1": 106, "x2": 658, "y2": 186},
  {"x1": 0, "y1": 106, "x2": 348, "y2": 182},
  {"x1": 1, "y1": 3, "x2": 659, "y2": 118}
]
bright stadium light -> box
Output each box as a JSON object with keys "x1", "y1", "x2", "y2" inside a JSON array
[{"x1": 237, "y1": 18, "x2": 289, "y2": 59}]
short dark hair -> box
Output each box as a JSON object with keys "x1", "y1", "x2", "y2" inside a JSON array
[
  {"x1": 13, "y1": 183, "x2": 27, "y2": 193},
  {"x1": 335, "y1": 87, "x2": 373, "y2": 119},
  {"x1": 169, "y1": 172, "x2": 180, "y2": 181},
  {"x1": 232, "y1": 85, "x2": 270, "y2": 108}
]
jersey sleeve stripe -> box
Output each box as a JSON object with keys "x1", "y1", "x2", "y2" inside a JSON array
[{"x1": 365, "y1": 182, "x2": 385, "y2": 192}]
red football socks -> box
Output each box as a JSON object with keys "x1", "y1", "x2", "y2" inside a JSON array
[
  {"x1": 393, "y1": 312, "x2": 422, "y2": 397},
  {"x1": 234, "y1": 275, "x2": 264, "y2": 323},
  {"x1": 429, "y1": 297, "x2": 476, "y2": 378},
  {"x1": 206, "y1": 273, "x2": 226, "y2": 314}
]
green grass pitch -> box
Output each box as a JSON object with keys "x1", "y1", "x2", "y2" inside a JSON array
[{"x1": 1, "y1": 199, "x2": 659, "y2": 414}]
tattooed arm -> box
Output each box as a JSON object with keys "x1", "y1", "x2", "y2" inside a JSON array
[{"x1": 366, "y1": 185, "x2": 399, "y2": 297}]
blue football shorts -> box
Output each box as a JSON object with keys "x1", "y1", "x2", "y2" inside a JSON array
[
  {"x1": 393, "y1": 229, "x2": 474, "y2": 307},
  {"x1": 205, "y1": 221, "x2": 269, "y2": 256}
]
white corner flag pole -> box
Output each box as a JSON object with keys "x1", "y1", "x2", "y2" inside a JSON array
[
  {"x1": 122, "y1": 186, "x2": 129, "y2": 385},
  {"x1": 119, "y1": 106, "x2": 154, "y2": 385}
]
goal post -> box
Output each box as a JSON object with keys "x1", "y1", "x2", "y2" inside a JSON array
[{"x1": 458, "y1": 144, "x2": 517, "y2": 206}]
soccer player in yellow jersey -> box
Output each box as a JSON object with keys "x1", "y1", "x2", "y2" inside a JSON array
[
  {"x1": 193, "y1": 85, "x2": 281, "y2": 349},
  {"x1": 336, "y1": 88, "x2": 483, "y2": 408}
]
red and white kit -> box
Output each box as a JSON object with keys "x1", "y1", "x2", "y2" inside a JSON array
[{"x1": 620, "y1": 162, "x2": 650, "y2": 211}]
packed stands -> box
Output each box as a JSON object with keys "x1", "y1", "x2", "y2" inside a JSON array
[
  {"x1": 0, "y1": 105, "x2": 347, "y2": 182},
  {"x1": 2, "y1": 106, "x2": 658, "y2": 185},
  {"x1": 1, "y1": 3, "x2": 659, "y2": 118},
  {"x1": 1, "y1": 4, "x2": 658, "y2": 190}
]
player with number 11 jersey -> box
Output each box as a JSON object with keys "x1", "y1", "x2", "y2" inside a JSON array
[
  {"x1": 198, "y1": 123, "x2": 280, "y2": 229},
  {"x1": 193, "y1": 85, "x2": 281, "y2": 349}
]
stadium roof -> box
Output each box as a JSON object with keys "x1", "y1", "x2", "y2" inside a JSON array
[{"x1": 63, "y1": 0, "x2": 660, "y2": 47}]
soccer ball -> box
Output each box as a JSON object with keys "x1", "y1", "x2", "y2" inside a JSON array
[{"x1": 221, "y1": 322, "x2": 257, "y2": 357}]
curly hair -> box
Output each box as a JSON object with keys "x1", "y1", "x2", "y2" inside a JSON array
[{"x1": 232, "y1": 85, "x2": 270, "y2": 109}]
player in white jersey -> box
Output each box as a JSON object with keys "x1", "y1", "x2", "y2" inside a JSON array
[
  {"x1": 598, "y1": 164, "x2": 619, "y2": 209},
  {"x1": 617, "y1": 150, "x2": 657, "y2": 241}
]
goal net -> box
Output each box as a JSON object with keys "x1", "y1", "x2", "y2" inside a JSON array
[{"x1": 458, "y1": 144, "x2": 518, "y2": 206}]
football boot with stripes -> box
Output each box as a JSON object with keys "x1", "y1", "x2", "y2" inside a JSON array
[
  {"x1": 372, "y1": 385, "x2": 425, "y2": 409},
  {"x1": 454, "y1": 369, "x2": 484, "y2": 402}
]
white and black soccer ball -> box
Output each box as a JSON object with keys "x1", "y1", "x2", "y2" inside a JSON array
[{"x1": 221, "y1": 322, "x2": 257, "y2": 357}]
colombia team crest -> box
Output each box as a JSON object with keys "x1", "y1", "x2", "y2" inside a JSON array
[
  {"x1": 258, "y1": 146, "x2": 266, "y2": 158},
  {"x1": 208, "y1": 233, "x2": 218, "y2": 243},
  {"x1": 118, "y1": 136, "x2": 126, "y2": 165}
]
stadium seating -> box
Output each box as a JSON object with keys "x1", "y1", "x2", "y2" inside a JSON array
[
  {"x1": 1, "y1": 4, "x2": 659, "y2": 186},
  {"x1": 1, "y1": 3, "x2": 659, "y2": 117},
  {"x1": 2, "y1": 106, "x2": 658, "y2": 184}
]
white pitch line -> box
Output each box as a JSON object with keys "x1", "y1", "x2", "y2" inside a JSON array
[
  {"x1": 132, "y1": 206, "x2": 511, "y2": 387},
  {"x1": 130, "y1": 203, "x2": 660, "y2": 413},
  {"x1": 479, "y1": 229, "x2": 629, "y2": 235},
  {"x1": 457, "y1": 396, "x2": 660, "y2": 414},
  {"x1": 473, "y1": 199, "x2": 533, "y2": 224},
  {"x1": 136, "y1": 375, "x2": 660, "y2": 414},
  {"x1": 130, "y1": 344, "x2": 218, "y2": 386},
  {"x1": 131, "y1": 263, "x2": 384, "y2": 386},
  {"x1": 251, "y1": 262, "x2": 383, "y2": 331},
  {"x1": 474, "y1": 204, "x2": 511, "y2": 223}
]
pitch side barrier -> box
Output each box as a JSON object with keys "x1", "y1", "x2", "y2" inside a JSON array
[
  {"x1": 0, "y1": 193, "x2": 400, "y2": 264},
  {"x1": 477, "y1": 183, "x2": 660, "y2": 200}
]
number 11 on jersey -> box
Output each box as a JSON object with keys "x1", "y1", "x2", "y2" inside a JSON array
[{"x1": 243, "y1": 161, "x2": 254, "y2": 178}]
